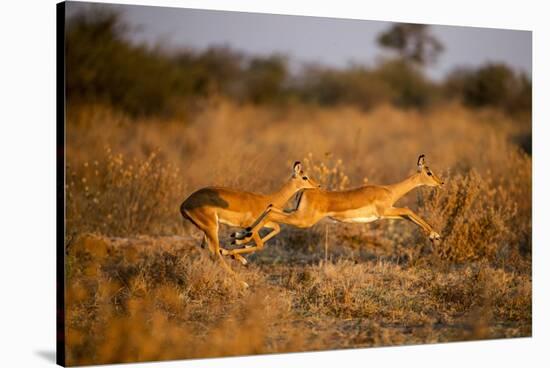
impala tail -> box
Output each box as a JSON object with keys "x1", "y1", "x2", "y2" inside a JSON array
[{"x1": 180, "y1": 203, "x2": 201, "y2": 231}]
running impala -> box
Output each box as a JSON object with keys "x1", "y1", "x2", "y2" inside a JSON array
[
  {"x1": 180, "y1": 161, "x2": 319, "y2": 285},
  {"x1": 228, "y1": 155, "x2": 444, "y2": 259}
]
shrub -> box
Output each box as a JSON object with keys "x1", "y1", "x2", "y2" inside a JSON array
[
  {"x1": 416, "y1": 166, "x2": 524, "y2": 264},
  {"x1": 445, "y1": 64, "x2": 532, "y2": 116},
  {"x1": 66, "y1": 9, "x2": 186, "y2": 117},
  {"x1": 244, "y1": 55, "x2": 289, "y2": 104},
  {"x1": 66, "y1": 148, "x2": 184, "y2": 236},
  {"x1": 297, "y1": 65, "x2": 395, "y2": 110},
  {"x1": 296, "y1": 60, "x2": 440, "y2": 110},
  {"x1": 373, "y1": 59, "x2": 440, "y2": 109}
]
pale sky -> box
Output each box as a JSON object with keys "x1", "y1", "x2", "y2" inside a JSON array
[{"x1": 66, "y1": 2, "x2": 532, "y2": 80}]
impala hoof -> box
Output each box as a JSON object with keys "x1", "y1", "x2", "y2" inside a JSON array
[
  {"x1": 232, "y1": 230, "x2": 248, "y2": 240},
  {"x1": 231, "y1": 239, "x2": 236, "y2": 246},
  {"x1": 429, "y1": 232, "x2": 441, "y2": 241}
]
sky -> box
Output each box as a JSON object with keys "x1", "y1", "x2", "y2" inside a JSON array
[{"x1": 66, "y1": 2, "x2": 532, "y2": 80}]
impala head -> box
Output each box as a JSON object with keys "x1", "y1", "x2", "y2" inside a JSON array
[
  {"x1": 291, "y1": 161, "x2": 320, "y2": 189},
  {"x1": 416, "y1": 154, "x2": 444, "y2": 187}
]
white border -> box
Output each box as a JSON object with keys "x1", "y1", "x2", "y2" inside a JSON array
[{"x1": 0, "y1": 1, "x2": 547, "y2": 367}]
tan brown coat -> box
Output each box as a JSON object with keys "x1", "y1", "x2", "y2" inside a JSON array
[
  {"x1": 180, "y1": 162, "x2": 319, "y2": 285},
  {"x1": 229, "y1": 155, "x2": 445, "y2": 259}
]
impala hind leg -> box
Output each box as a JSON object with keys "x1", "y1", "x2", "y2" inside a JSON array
[
  {"x1": 183, "y1": 210, "x2": 247, "y2": 286},
  {"x1": 219, "y1": 248, "x2": 248, "y2": 266},
  {"x1": 203, "y1": 225, "x2": 248, "y2": 288}
]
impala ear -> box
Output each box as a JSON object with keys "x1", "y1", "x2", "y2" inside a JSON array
[
  {"x1": 293, "y1": 161, "x2": 303, "y2": 175},
  {"x1": 417, "y1": 154, "x2": 425, "y2": 171}
]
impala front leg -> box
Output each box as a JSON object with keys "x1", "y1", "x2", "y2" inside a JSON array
[
  {"x1": 232, "y1": 204, "x2": 321, "y2": 250},
  {"x1": 231, "y1": 205, "x2": 274, "y2": 242},
  {"x1": 224, "y1": 231, "x2": 266, "y2": 260},
  {"x1": 224, "y1": 223, "x2": 281, "y2": 265},
  {"x1": 383, "y1": 207, "x2": 441, "y2": 241},
  {"x1": 232, "y1": 222, "x2": 281, "y2": 246}
]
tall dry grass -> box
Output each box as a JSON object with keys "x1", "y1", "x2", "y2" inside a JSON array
[
  {"x1": 65, "y1": 101, "x2": 531, "y2": 365},
  {"x1": 65, "y1": 234, "x2": 307, "y2": 365},
  {"x1": 65, "y1": 233, "x2": 530, "y2": 365},
  {"x1": 67, "y1": 148, "x2": 184, "y2": 237}
]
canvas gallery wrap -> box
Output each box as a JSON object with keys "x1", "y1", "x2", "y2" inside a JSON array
[{"x1": 56, "y1": 1, "x2": 532, "y2": 366}]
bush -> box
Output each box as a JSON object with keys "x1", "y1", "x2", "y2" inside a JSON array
[
  {"x1": 173, "y1": 46, "x2": 245, "y2": 98},
  {"x1": 297, "y1": 65, "x2": 394, "y2": 110},
  {"x1": 297, "y1": 60, "x2": 439, "y2": 110},
  {"x1": 416, "y1": 148, "x2": 531, "y2": 266},
  {"x1": 66, "y1": 8, "x2": 529, "y2": 116},
  {"x1": 420, "y1": 169, "x2": 514, "y2": 262},
  {"x1": 66, "y1": 9, "x2": 186, "y2": 117},
  {"x1": 66, "y1": 148, "x2": 184, "y2": 236},
  {"x1": 373, "y1": 59, "x2": 440, "y2": 109},
  {"x1": 445, "y1": 64, "x2": 532, "y2": 116},
  {"x1": 244, "y1": 55, "x2": 289, "y2": 104}
]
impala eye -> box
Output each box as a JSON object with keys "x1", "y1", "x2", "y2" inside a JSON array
[
  {"x1": 427, "y1": 172, "x2": 433, "y2": 176},
  {"x1": 302, "y1": 176, "x2": 308, "y2": 180}
]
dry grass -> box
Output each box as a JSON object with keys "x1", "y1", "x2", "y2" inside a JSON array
[
  {"x1": 67, "y1": 148, "x2": 184, "y2": 237},
  {"x1": 65, "y1": 101, "x2": 531, "y2": 365},
  {"x1": 65, "y1": 234, "x2": 531, "y2": 365}
]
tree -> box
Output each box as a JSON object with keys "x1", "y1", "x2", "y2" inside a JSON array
[
  {"x1": 245, "y1": 55, "x2": 288, "y2": 104},
  {"x1": 377, "y1": 23, "x2": 443, "y2": 65},
  {"x1": 445, "y1": 63, "x2": 531, "y2": 115},
  {"x1": 66, "y1": 9, "x2": 182, "y2": 116}
]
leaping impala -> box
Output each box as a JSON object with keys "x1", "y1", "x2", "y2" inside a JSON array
[
  {"x1": 180, "y1": 161, "x2": 320, "y2": 285},
  {"x1": 228, "y1": 155, "x2": 444, "y2": 259}
]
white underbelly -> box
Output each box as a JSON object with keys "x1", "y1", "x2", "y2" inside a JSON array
[{"x1": 340, "y1": 216, "x2": 379, "y2": 223}]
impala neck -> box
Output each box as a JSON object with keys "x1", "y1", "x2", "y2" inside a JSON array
[
  {"x1": 267, "y1": 179, "x2": 300, "y2": 206},
  {"x1": 386, "y1": 173, "x2": 423, "y2": 204}
]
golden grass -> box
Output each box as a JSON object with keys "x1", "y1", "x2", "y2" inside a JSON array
[
  {"x1": 65, "y1": 234, "x2": 531, "y2": 365},
  {"x1": 65, "y1": 101, "x2": 531, "y2": 365}
]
